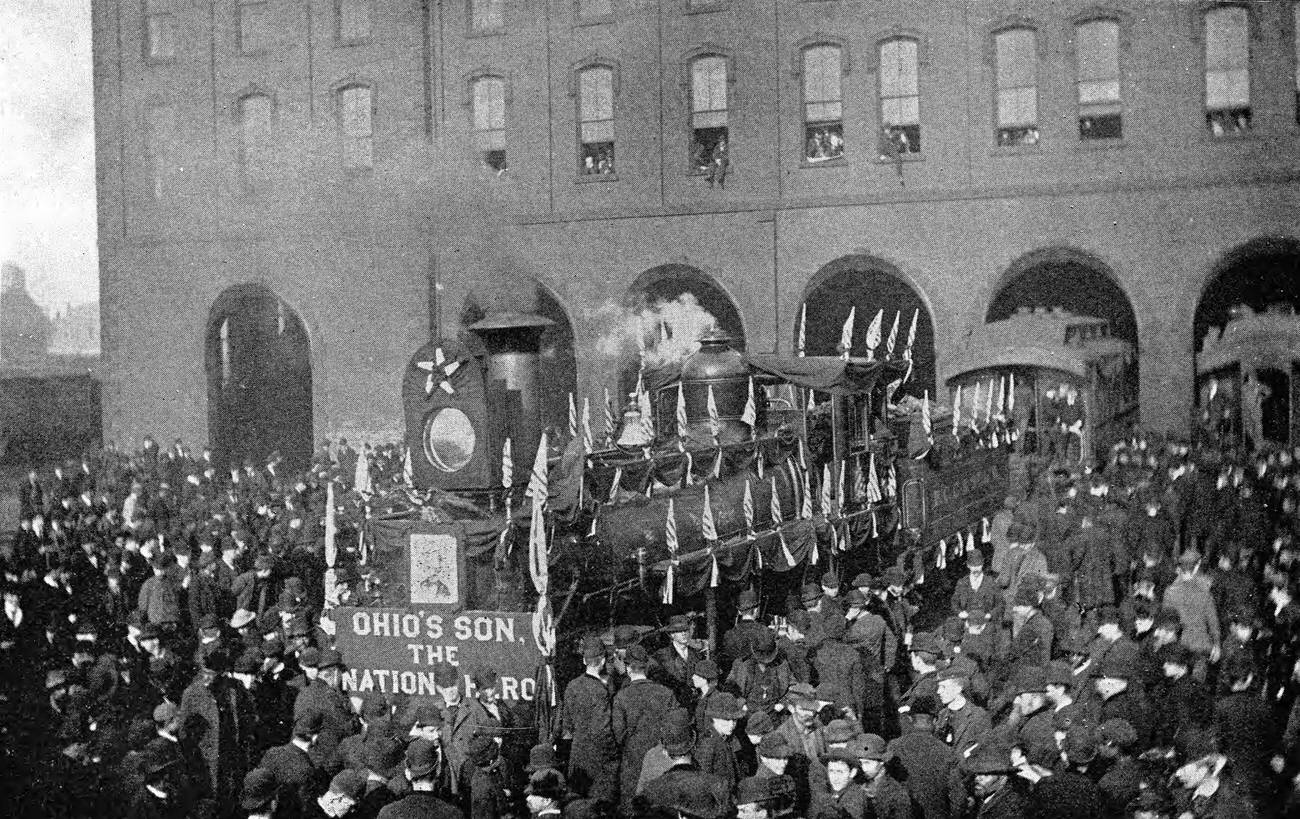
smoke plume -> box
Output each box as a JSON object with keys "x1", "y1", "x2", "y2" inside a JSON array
[{"x1": 590, "y1": 292, "x2": 721, "y2": 369}]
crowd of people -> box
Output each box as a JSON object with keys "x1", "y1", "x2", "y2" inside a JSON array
[{"x1": 4, "y1": 430, "x2": 1300, "y2": 819}]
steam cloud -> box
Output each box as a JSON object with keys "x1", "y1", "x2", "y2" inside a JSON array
[{"x1": 590, "y1": 293, "x2": 722, "y2": 369}]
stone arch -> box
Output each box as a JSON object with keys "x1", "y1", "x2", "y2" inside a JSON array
[
  {"x1": 1194, "y1": 236, "x2": 1300, "y2": 352},
  {"x1": 800, "y1": 254, "x2": 936, "y2": 398},
  {"x1": 205, "y1": 283, "x2": 313, "y2": 471},
  {"x1": 987, "y1": 246, "x2": 1139, "y2": 347},
  {"x1": 616, "y1": 263, "x2": 746, "y2": 393}
]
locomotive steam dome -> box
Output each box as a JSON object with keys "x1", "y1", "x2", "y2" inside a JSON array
[{"x1": 675, "y1": 328, "x2": 757, "y2": 444}]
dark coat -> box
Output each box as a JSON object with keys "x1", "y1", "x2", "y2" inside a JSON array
[
  {"x1": 864, "y1": 772, "x2": 918, "y2": 819},
  {"x1": 1006, "y1": 612, "x2": 1053, "y2": 672},
  {"x1": 177, "y1": 674, "x2": 258, "y2": 805},
  {"x1": 1098, "y1": 688, "x2": 1152, "y2": 750},
  {"x1": 560, "y1": 672, "x2": 618, "y2": 803},
  {"x1": 259, "y1": 741, "x2": 327, "y2": 819},
  {"x1": 694, "y1": 724, "x2": 742, "y2": 792},
  {"x1": 974, "y1": 784, "x2": 1029, "y2": 819},
  {"x1": 636, "y1": 761, "x2": 730, "y2": 818},
  {"x1": 888, "y1": 727, "x2": 957, "y2": 819},
  {"x1": 1026, "y1": 770, "x2": 1101, "y2": 819},
  {"x1": 293, "y1": 678, "x2": 358, "y2": 771},
  {"x1": 375, "y1": 791, "x2": 464, "y2": 819},
  {"x1": 612, "y1": 677, "x2": 677, "y2": 814}
]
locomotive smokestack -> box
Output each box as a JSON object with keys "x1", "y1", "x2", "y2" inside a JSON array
[{"x1": 470, "y1": 312, "x2": 553, "y2": 476}]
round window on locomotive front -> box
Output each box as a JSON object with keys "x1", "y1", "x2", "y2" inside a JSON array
[{"x1": 423, "y1": 407, "x2": 476, "y2": 472}]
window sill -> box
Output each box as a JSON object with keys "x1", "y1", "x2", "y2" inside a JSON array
[
  {"x1": 800, "y1": 157, "x2": 848, "y2": 169},
  {"x1": 573, "y1": 14, "x2": 615, "y2": 26},
  {"x1": 873, "y1": 152, "x2": 924, "y2": 165},
  {"x1": 465, "y1": 26, "x2": 508, "y2": 39},
  {"x1": 684, "y1": 3, "x2": 727, "y2": 14},
  {"x1": 575, "y1": 173, "x2": 619, "y2": 183},
  {"x1": 989, "y1": 143, "x2": 1043, "y2": 157},
  {"x1": 1076, "y1": 137, "x2": 1125, "y2": 151}
]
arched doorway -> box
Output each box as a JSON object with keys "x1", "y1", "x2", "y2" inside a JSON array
[
  {"x1": 618, "y1": 264, "x2": 746, "y2": 395},
  {"x1": 987, "y1": 248, "x2": 1138, "y2": 347},
  {"x1": 1194, "y1": 238, "x2": 1300, "y2": 351},
  {"x1": 1194, "y1": 238, "x2": 1300, "y2": 448},
  {"x1": 205, "y1": 285, "x2": 313, "y2": 472},
  {"x1": 801, "y1": 255, "x2": 935, "y2": 398}
]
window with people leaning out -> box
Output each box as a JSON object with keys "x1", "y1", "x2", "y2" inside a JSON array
[
  {"x1": 1204, "y1": 5, "x2": 1251, "y2": 136},
  {"x1": 578, "y1": 66, "x2": 616, "y2": 176},
  {"x1": 878, "y1": 38, "x2": 921, "y2": 157},
  {"x1": 690, "y1": 56, "x2": 729, "y2": 186},
  {"x1": 803, "y1": 45, "x2": 844, "y2": 163},
  {"x1": 994, "y1": 27, "x2": 1039, "y2": 147}
]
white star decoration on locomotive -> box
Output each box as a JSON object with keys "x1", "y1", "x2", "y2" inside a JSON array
[{"x1": 415, "y1": 348, "x2": 462, "y2": 396}]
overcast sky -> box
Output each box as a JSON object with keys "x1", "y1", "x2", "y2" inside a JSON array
[{"x1": 0, "y1": 0, "x2": 97, "y2": 313}]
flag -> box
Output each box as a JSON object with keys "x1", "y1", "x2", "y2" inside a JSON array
[
  {"x1": 839, "y1": 307, "x2": 856, "y2": 360},
  {"x1": 885, "y1": 310, "x2": 900, "y2": 359},
  {"x1": 981, "y1": 517, "x2": 991, "y2": 544},
  {"x1": 324, "y1": 480, "x2": 337, "y2": 569},
  {"x1": 567, "y1": 393, "x2": 577, "y2": 438},
  {"x1": 743, "y1": 479, "x2": 755, "y2": 538},
  {"x1": 1007, "y1": 372, "x2": 1015, "y2": 413},
  {"x1": 984, "y1": 379, "x2": 994, "y2": 426},
  {"x1": 866, "y1": 452, "x2": 882, "y2": 503},
  {"x1": 676, "y1": 383, "x2": 690, "y2": 440},
  {"x1": 682, "y1": 450, "x2": 695, "y2": 486},
  {"x1": 952, "y1": 385, "x2": 962, "y2": 436},
  {"x1": 701, "y1": 484, "x2": 719, "y2": 587},
  {"x1": 865, "y1": 309, "x2": 883, "y2": 361},
  {"x1": 836, "y1": 460, "x2": 846, "y2": 514},
  {"x1": 921, "y1": 390, "x2": 933, "y2": 444},
  {"x1": 902, "y1": 308, "x2": 919, "y2": 382},
  {"x1": 711, "y1": 444, "x2": 723, "y2": 479},
  {"x1": 936, "y1": 538, "x2": 947, "y2": 569},
  {"x1": 638, "y1": 376, "x2": 654, "y2": 442},
  {"x1": 707, "y1": 384, "x2": 721, "y2": 440},
  {"x1": 354, "y1": 446, "x2": 372, "y2": 496},
  {"x1": 603, "y1": 387, "x2": 615, "y2": 446},
  {"x1": 402, "y1": 447, "x2": 414, "y2": 487},
  {"x1": 970, "y1": 381, "x2": 982, "y2": 430},
  {"x1": 581, "y1": 398, "x2": 593, "y2": 454},
  {"x1": 662, "y1": 498, "x2": 678, "y2": 604},
  {"x1": 741, "y1": 377, "x2": 756, "y2": 431},
  {"x1": 528, "y1": 487, "x2": 548, "y2": 595},
  {"x1": 886, "y1": 465, "x2": 897, "y2": 499},
  {"x1": 501, "y1": 438, "x2": 513, "y2": 488},
  {"x1": 801, "y1": 468, "x2": 814, "y2": 520},
  {"x1": 995, "y1": 376, "x2": 1006, "y2": 419},
  {"x1": 797, "y1": 303, "x2": 807, "y2": 357},
  {"x1": 526, "y1": 431, "x2": 549, "y2": 505},
  {"x1": 821, "y1": 463, "x2": 833, "y2": 519},
  {"x1": 608, "y1": 466, "x2": 622, "y2": 502}
]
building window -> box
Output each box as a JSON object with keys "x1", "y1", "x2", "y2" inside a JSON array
[
  {"x1": 238, "y1": 1, "x2": 272, "y2": 55},
  {"x1": 800, "y1": 45, "x2": 843, "y2": 163},
  {"x1": 338, "y1": 85, "x2": 374, "y2": 170},
  {"x1": 1204, "y1": 5, "x2": 1250, "y2": 136},
  {"x1": 337, "y1": 0, "x2": 372, "y2": 42},
  {"x1": 144, "y1": 2, "x2": 176, "y2": 61},
  {"x1": 472, "y1": 77, "x2": 507, "y2": 173},
  {"x1": 994, "y1": 27, "x2": 1039, "y2": 146},
  {"x1": 238, "y1": 94, "x2": 273, "y2": 185},
  {"x1": 470, "y1": 0, "x2": 504, "y2": 31},
  {"x1": 1295, "y1": 3, "x2": 1300, "y2": 125},
  {"x1": 145, "y1": 103, "x2": 176, "y2": 200},
  {"x1": 577, "y1": 0, "x2": 612, "y2": 20},
  {"x1": 577, "y1": 66, "x2": 615, "y2": 175},
  {"x1": 1076, "y1": 20, "x2": 1121, "y2": 140},
  {"x1": 689, "y1": 56, "x2": 728, "y2": 173},
  {"x1": 879, "y1": 38, "x2": 921, "y2": 155}
]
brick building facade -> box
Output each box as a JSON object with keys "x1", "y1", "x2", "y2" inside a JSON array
[{"x1": 92, "y1": 0, "x2": 1300, "y2": 460}]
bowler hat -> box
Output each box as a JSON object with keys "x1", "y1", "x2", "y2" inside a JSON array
[
  {"x1": 820, "y1": 571, "x2": 839, "y2": 589},
  {"x1": 665, "y1": 615, "x2": 691, "y2": 633},
  {"x1": 751, "y1": 630, "x2": 779, "y2": 663},
  {"x1": 737, "y1": 589, "x2": 759, "y2": 611},
  {"x1": 662, "y1": 721, "x2": 696, "y2": 756},
  {"x1": 746, "y1": 710, "x2": 775, "y2": 737},
  {"x1": 965, "y1": 747, "x2": 1014, "y2": 774},
  {"x1": 824, "y1": 718, "x2": 856, "y2": 744},
  {"x1": 293, "y1": 711, "x2": 324, "y2": 737},
  {"x1": 624, "y1": 644, "x2": 651, "y2": 669},
  {"x1": 328, "y1": 769, "x2": 367, "y2": 801},
  {"x1": 240, "y1": 768, "x2": 278, "y2": 811},
  {"x1": 365, "y1": 735, "x2": 406, "y2": 777},
  {"x1": 704, "y1": 692, "x2": 745, "y2": 720},
  {"x1": 848, "y1": 734, "x2": 891, "y2": 762},
  {"x1": 966, "y1": 549, "x2": 984, "y2": 568},
  {"x1": 317, "y1": 648, "x2": 346, "y2": 671},
  {"x1": 1012, "y1": 666, "x2": 1048, "y2": 696},
  {"x1": 844, "y1": 589, "x2": 868, "y2": 609},
  {"x1": 580, "y1": 635, "x2": 606, "y2": 661},
  {"x1": 882, "y1": 567, "x2": 906, "y2": 587},
  {"x1": 612, "y1": 625, "x2": 641, "y2": 649},
  {"x1": 1062, "y1": 726, "x2": 1099, "y2": 765},
  {"x1": 819, "y1": 745, "x2": 861, "y2": 765},
  {"x1": 908, "y1": 632, "x2": 942, "y2": 657},
  {"x1": 1157, "y1": 643, "x2": 1194, "y2": 668},
  {"x1": 799, "y1": 583, "x2": 823, "y2": 604},
  {"x1": 666, "y1": 782, "x2": 728, "y2": 818},
  {"x1": 405, "y1": 738, "x2": 440, "y2": 779},
  {"x1": 908, "y1": 693, "x2": 940, "y2": 717},
  {"x1": 693, "y1": 659, "x2": 719, "y2": 681},
  {"x1": 756, "y1": 733, "x2": 793, "y2": 759},
  {"x1": 735, "y1": 776, "x2": 774, "y2": 807},
  {"x1": 298, "y1": 647, "x2": 320, "y2": 669},
  {"x1": 851, "y1": 572, "x2": 874, "y2": 589},
  {"x1": 412, "y1": 702, "x2": 444, "y2": 728},
  {"x1": 525, "y1": 743, "x2": 560, "y2": 773}
]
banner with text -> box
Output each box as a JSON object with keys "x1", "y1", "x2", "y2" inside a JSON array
[{"x1": 334, "y1": 606, "x2": 544, "y2": 701}]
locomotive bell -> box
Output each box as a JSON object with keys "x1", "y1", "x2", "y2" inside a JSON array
[{"x1": 677, "y1": 328, "x2": 754, "y2": 444}]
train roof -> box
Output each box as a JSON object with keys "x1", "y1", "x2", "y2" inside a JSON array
[
  {"x1": 1198, "y1": 306, "x2": 1300, "y2": 374},
  {"x1": 647, "y1": 354, "x2": 909, "y2": 396},
  {"x1": 947, "y1": 309, "x2": 1133, "y2": 383}
]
